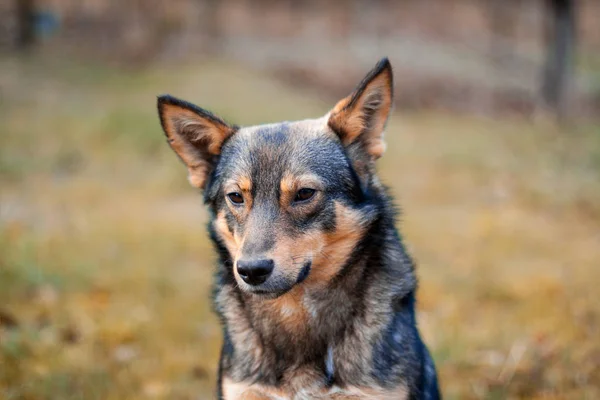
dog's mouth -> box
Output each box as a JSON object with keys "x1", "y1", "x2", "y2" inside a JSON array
[
  {"x1": 241, "y1": 261, "x2": 312, "y2": 298},
  {"x1": 245, "y1": 286, "x2": 292, "y2": 299},
  {"x1": 248, "y1": 289, "x2": 285, "y2": 299}
]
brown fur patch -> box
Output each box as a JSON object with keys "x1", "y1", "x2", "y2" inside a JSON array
[
  {"x1": 279, "y1": 173, "x2": 324, "y2": 209},
  {"x1": 224, "y1": 176, "x2": 254, "y2": 215},
  {"x1": 261, "y1": 285, "x2": 309, "y2": 333},
  {"x1": 323, "y1": 385, "x2": 409, "y2": 399},
  {"x1": 223, "y1": 376, "x2": 408, "y2": 400},
  {"x1": 306, "y1": 202, "x2": 367, "y2": 285},
  {"x1": 214, "y1": 212, "x2": 242, "y2": 257},
  {"x1": 222, "y1": 377, "x2": 286, "y2": 400},
  {"x1": 279, "y1": 173, "x2": 296, "y2": 205},
  {"x1": 238, "y1": 176, "x2": 252, "y2": 193}
]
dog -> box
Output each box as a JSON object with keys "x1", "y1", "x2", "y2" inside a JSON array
[{"x1": 157, "y1": 58, "x2": 440, "y2": 399}]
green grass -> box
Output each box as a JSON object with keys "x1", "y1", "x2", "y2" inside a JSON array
[{"x1": 1, "y1": 54, "x2": 599, "y2": 399}]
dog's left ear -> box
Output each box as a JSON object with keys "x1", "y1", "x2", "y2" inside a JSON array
[
  {"x1": 157, "y1": 95, "x2": 236, "y2": 189},
  {"x1": 328, "y1": 58, "x2": 393, "y2": 160}
]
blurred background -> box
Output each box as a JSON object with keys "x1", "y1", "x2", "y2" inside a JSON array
[{"x1": 0, "y1": 0, "x2": 599, "y2": 399}]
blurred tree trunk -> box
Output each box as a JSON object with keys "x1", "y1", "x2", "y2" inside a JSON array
[
  {"x1": 204, "y1": 0, "x2": 220, "y2": 41},
  {"x1": 16, "y1": 0, "x2": 36, "y2": 50},
  {"x1": 541, "y1": 0, "x2": 576, "y2": 119},
  {"x1": 489, "y1": 0, "x2": 519, "y2": 66},
  {"x1": 488, "y1": 0, "x2": 521, "y2": 114}
]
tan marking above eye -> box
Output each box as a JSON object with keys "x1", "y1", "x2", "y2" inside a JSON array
[
  {"x1": 224, "y1": 176, "x2": 252, "y2": 194},
  {"x1": 280, "y1": 173, "x2": 324, "y2": 207},
  {"x1": 238, "y1": 176, "x2": 252, "y2": 192},
  {"x1": 280, "y1": 174, "x2": 296, "y2": 196},
  {"x1": 224, "y1": 176, "x2": 253, "y2": 211}
]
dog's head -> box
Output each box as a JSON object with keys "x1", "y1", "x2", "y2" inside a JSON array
[{"x1": 158, "y1": 58, "x2": 393, "y2": 297}]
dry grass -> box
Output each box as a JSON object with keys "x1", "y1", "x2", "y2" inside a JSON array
[{"x1": 1, "y1": 55, "x2": 599, "y2": 400}]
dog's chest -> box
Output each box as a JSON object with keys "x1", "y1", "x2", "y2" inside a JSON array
[
  {"x1": 249, "y1": 290, "x2": 338, "y2": 342},
  {"x1": 220, "y1": 288, "x2": 414, "y2": 399},
  {"x1": 259, "y1": 292, "x2": 312, "y2": 334}
]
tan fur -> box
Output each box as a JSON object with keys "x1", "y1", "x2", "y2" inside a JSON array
[
  {"x1": 224, "y1": 176, "x2": 254, "y2": 215},
  {"x1": 307, "y1": 202, "x2": 367, "y2": 284},
  {"x1": 279, "y1": 173, "x2": 324, "y2": 208},
  {"x1": 214, "y1": 212, "x2": 243, "y2": 259},
  {"x1": 259, "y1": 285, "x2": 309, "y2": 335},
  {"x1": 222, "y1": 375, "x2": 408, "y2": 400},
  {"x1": 160, "y1": 103, "x2": 234, "y2": 188},
  {"x1": 238, "y1": 176, "x2": 253, "y2": 193},
  {"x1": 241, "y1": 201, "x2": 366, "y2": 295},
  {"x1": 279, "y1": 173, "x2": 297, "y2": 206},
  {"x1": 222, "y1": 377, "x2": 286, "y2": 400},
  {"x1": 224, "y1": 366, "x2": 327, "y2": 399},
  {"x1": 322, "y1": 385, "x2": 409, "y2": 400}
]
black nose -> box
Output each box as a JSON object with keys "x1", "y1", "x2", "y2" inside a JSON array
[{"x1": 237, "y1": 259, "x2": 274, "y2": 286}]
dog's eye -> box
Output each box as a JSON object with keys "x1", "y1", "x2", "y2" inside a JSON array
[
  {"x1": 294, "y1": 188, "x2": 316, "y2": 202},
  {"x1": 227, "y1": 192, "x2": 244, "y2": 204}
]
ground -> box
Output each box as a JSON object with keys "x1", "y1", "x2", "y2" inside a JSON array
[{"x1": 1, "y1": 55, "x2": 599, "y2": 399}]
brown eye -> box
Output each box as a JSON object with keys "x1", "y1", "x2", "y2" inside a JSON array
[
  {"x1": 294, "y1": 188, "x2": 316, "y2": 202},
  {"x1": 227, "y1": 192, "x2": 244, "y2": 204}
]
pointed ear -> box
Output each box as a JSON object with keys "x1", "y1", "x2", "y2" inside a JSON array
[
  {"x1": 328, "y1": 58, "x2": 393, "y2": 160},
  {"x1": 157, "y1": 95, "x2": 236, "y2": 189}
]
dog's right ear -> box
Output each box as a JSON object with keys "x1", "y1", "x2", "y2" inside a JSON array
[{"x1": 157, "y1": 95, "x2": 236, "y2": 189}]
